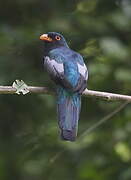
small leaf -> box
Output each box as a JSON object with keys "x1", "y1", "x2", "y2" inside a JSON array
[{"x1": 12, "y1": 80, "x2": 29, "y2": 95}]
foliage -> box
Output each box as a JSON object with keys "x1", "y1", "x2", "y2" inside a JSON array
[{"x1": 0, "y1": 0, "x2": 131, "y2": 179}]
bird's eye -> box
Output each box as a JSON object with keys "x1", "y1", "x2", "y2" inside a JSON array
[{"x1": 55, "y1": 36, "x2": 61, "y2": 41}]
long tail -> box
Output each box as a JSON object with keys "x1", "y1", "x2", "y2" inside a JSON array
[{"x1": 57, "y1": 87, "x2": 81, "y2": 141}]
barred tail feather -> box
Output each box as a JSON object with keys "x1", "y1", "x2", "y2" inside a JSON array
[{"x1": 57, "y1": 91, "x2": 81, "y2": 141}]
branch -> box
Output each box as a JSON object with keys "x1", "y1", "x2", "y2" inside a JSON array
[
  {"x1": 0, "y1": 85, "x2": 131, "y2": 102},
  {"x1": 83, "y1": 89, "x2": 131, "y2": 101},
  {"x1": 79, "y1": 101, "x2": 129, "y2": 139}
]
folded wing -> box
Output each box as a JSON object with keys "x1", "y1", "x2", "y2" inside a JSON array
[{"x1": 43, "y1": 52, "x2": 88, "y2": 94}]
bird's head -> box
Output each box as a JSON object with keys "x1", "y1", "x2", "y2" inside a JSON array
[{"x1": 40, "y1": 32, "x2": 68, "y2": 51}]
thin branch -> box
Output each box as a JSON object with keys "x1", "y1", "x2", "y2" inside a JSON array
[
  {"x1": 83, "y1": 89, "x2": 131, "y2": 101},
  {"x1": 79, "y1": 101, "x2": 129, "y2": 139},
  {"x1": 0, "y1": 85, "x2": 131, "y2": 102}
]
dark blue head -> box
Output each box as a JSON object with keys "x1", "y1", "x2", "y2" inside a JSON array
[{"x1": 40, "y1": 32, "x2": 69, "y2": 51}]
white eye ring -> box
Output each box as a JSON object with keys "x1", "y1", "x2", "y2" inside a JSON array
[{"x1": 55, "y1": 36, "x2": 61, "y2": 40}]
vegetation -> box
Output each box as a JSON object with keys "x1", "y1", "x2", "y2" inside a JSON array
[{"x1": 0, "y1": 0, "x2": 131, "y2": 179}]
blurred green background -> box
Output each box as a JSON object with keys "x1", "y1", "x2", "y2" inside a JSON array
[{"x1": 0, "y1": 0, "x2": 131, "y2": 179}]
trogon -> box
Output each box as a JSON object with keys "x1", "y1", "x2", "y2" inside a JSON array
[{"x1": 40, "y1": 32, "x2": 88, "y2": 141}]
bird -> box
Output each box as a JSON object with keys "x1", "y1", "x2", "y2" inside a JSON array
[{"x1": 40, "y1": 32, "x2": 88, "y2": 141}]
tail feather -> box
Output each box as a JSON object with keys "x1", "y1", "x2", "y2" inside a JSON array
[
  {"x1": 57, "y1": 88, "x2": 81, "y2": 141},
  {"x1": 61, "y1": 129, "x2": 76, "y2": 141}
]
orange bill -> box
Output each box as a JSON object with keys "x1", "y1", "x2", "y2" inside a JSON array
[{"x1": 40, "y1": 34, "x2": 52, "y2": 42}]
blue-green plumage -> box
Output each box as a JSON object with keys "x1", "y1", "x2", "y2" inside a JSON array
[
  {"x1": 57, "y1": 87, "x2": 81, "y2": 141},
  {"x1": 40, "y1": 32, "x2": 88, "y2": 141}
]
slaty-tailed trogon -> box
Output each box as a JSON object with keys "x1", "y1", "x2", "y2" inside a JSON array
[{"x1": 40, "y1": 32, "x2": 88, "y2": 141}]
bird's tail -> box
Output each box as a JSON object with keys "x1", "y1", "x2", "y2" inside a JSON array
[{"x1": 57, "y1": 88, "x2": 81, "y2": 141}]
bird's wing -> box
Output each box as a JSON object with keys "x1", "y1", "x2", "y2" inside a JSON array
[
  {"x1": 44, "y1": 51, "x2": 88, "y2": 93},
  {"x1": 44, "y1": 56, "x2": 64, "y2": 78},
  {"x1": 44, "y1": 55, "x2": 75, "y2": 90},
  {"x1": 74, "y1": 53, "x2": 88, "y2": 93}
]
